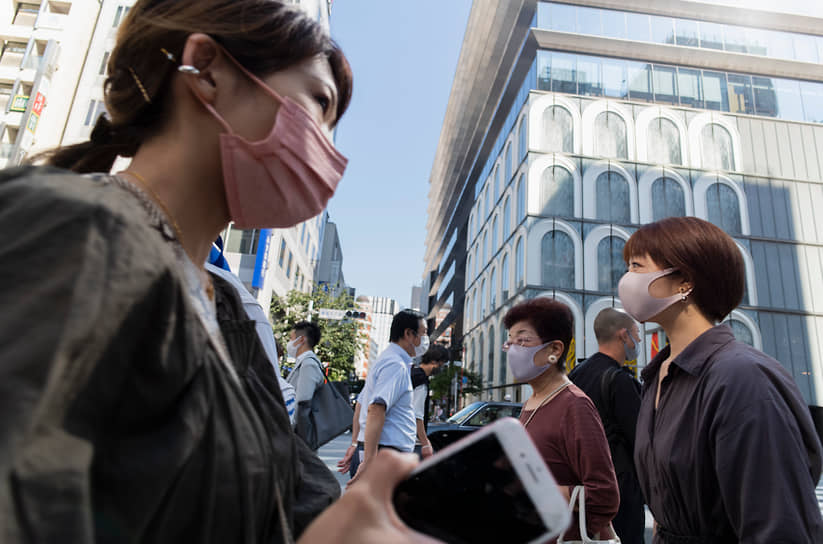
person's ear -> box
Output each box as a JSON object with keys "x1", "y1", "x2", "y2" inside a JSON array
[
  {"x1": 179, "y1": 33, "x2": 227, "y2": 107},
  {"x1": 550, "y1": 340, "x2": 565, "y2": 358}
]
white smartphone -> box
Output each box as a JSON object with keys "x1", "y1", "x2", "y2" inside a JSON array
[{"x1": 392, "y1": 417, "x2": 569, "y2": 544}]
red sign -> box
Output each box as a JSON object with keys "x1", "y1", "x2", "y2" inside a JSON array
[{"x1": 31, "y1": 92, "x2": 45, "y2": 116}]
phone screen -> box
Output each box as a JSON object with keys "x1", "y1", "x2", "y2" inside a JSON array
[{"x1": 393, "y1": 432, "x2": 556, "y2": 544}]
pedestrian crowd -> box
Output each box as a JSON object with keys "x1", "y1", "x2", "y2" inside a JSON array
[{"x1": 0, "y1": 0, "x2": 821, "y2": 543}]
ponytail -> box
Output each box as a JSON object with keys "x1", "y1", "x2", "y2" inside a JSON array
[{"x1": 38, "y1": 115, "x2": 142, "y2": 173}]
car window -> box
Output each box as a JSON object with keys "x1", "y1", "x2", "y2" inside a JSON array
[
  {"x1": 466, "y1": 405, "x2": 502, "y2": 427},
  {"x1": 447, "y1": 402, "x2": 484, "y2": 425}
]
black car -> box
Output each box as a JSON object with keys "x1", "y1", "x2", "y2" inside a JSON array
[{"x1": 426, "y1": 401, "x2": 523, "y2": 450}]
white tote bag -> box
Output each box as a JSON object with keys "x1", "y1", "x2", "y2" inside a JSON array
[{"x1": 557, "y1": 486, "x2": 621, "y2": 544}]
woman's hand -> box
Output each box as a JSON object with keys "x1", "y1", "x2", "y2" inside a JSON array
[{"x1": 299, "y1": 450, "x2": 441, "y2": 544}]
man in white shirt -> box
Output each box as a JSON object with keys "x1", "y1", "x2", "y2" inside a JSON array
[
  {"x1": 410, "y1": 344, "x2": 449, "y2": 458},
  {"x1": 285, "y1": 321, "x2": 326, "y2": 446},
  {"x1": 349, "y1": 309, "x2": 428, "y2": 486}
]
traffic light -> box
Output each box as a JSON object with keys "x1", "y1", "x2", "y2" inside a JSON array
[{"x1": 345, "y1": 310, "x2": 367, "y2": 319}]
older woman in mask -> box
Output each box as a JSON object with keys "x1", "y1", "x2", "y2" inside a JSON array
[{"x1": 503, "y1": 297, "x2": 619, "y2": 542}]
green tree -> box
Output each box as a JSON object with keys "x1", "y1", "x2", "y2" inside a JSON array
[
  {"x1": 270, "y1": 287, "x2": 360, "y2": 381},
  {"x1": 429, "y1": 364, "x2": 483, "y2": 402}
]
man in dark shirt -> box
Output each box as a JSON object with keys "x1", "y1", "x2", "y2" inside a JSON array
[{"x1": 569, "y1": 308, "x2": 644, "y2": 544}]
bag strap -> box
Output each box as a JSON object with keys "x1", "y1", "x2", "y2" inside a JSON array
[
  {"x1": 303, "y1": 354, "x2": 327, "y2": 384},
  {"x1": 558, "y1": 485, "x2": 621, "y2": 544}
]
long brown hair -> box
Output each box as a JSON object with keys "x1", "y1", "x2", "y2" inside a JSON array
[{"x1": 43, "y1": 0, "x2": 352, "y2": 173}]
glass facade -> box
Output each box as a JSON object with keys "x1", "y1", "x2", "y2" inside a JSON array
[
  {"x1": 541, "y1": 230, "x2": 575, "y2": 289},
  {"x1": 540, "y1": 165, "x2": 574, "y2": 216},
  {"x1": 597, "y1": 236, "x2": 626, "y2": 293},
  {"x1": 537, "y1": 2, "x2": 823, "y2": 65},
  {"x1": 596, "y1": 171, "x2": 630, "y2": 223},
  {"x1": 536, "y1": 50, "x2": 823, "y2": 125}
]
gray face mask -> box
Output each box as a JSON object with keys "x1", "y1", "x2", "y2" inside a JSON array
[{"x1": 623, "y1": 336, "x2": 638, "y2": 362}]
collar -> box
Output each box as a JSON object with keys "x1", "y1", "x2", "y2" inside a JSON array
[
  {"x1": 296, "y1": 349, "x2": 317, "y2": 363},
  {"x1": 589, "y1": 351, "x2": 623, "y2": 368},
  {"x1": 640, "y1": 324, "x2": 736, "y2": 382},
  {"x1": 388, "y1": 342, "x2": 413, "y2": 364}
]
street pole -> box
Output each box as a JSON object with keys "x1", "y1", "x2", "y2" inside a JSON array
[{"x1": 307, "y1": 299, "x2": 314, "y2": 322}]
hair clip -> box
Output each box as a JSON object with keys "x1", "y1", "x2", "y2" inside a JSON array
[{"x1": 128, "y1": 67, "x2": 152, "y2": 103}]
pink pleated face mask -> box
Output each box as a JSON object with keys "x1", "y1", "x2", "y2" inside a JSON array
[{"x1": 201, "y1": 51, "x2": 348, "y2": 229}]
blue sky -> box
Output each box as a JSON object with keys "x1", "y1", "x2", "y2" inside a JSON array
[{"x1": 328, "y1": 1, "x2": 472, "y2": 307}]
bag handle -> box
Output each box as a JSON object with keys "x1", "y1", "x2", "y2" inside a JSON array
[{"x1": 557, "y1": 485, "x2": 621, "y2": 544}]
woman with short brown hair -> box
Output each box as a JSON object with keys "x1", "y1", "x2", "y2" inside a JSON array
[
  {"x1": 621, "y1": 216, "x2": 823, "y2": 542},
  {"x1": 502, "y1": 297, "x2": 619, "y2": 542}
]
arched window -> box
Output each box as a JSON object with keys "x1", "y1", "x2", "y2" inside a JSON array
[
  {"x1": 489, "y1": 267, "x2": 497, "y2": 308},
  {"x1": 647, "y1": 117, "x2": 682, "y2": 165},
  {"x1": 595, "y1": 171, "x2": 630, "y2": 223},
  {"x1": 701, "y1": 123, "x2": 734, "y2": 170},
  {"x1": 487, "y1": 325, "x2": 495, "y2": 384},
  {"x1": 541, "y1": 230, "x2": 575, "y2": 289},
  {"x1": 469, "y1": 215, "x2": 475, "y2": 244},
  {"x1": 728, "y1": 319, "x2": 754, "y2": 346},
  {"x1": 501, "y1": 254, "x2": 510, "y2": 299},
  {"x1": 706, "y1": 182, "x2": 742, "y2": 234},
  {"x1": 494, "y1": 166, "x2": 500, "y2": 202},
  {"x1": 474, "y1": 288, "x2": 480, "y2": 323},
  {"x1": 517, "y1": 174, "x2": 526, "y2": 221},
  {"x1": 480, "y1": 280, "x2": 486, "y2": 318},
  {"x1": 484, "y1": 185, "x2": 491, "y2": 218},
  {"x1": 466, "y1": 254, "x2": 472, "y2": 282},
  {"x1": 470, "y1": 338, "x2": 475, "y2": 372},
  {"x1": 597, "y1": 236, "x2": 626, "y2": 293},
  {"x1": 503, "y1": 197, "x2": 511, "y2": 240},
  {"x1": 543, "y1": 106, "x2": 573, "y2": 153},
  {"x1": 652, "y1": 177, "x2": 686, "y2": 220},
  {"x1": 483, "y1": 231, "x2": 489, "y2": 265},
  {"x1": 515, "y1": 238, "x2": 524, "y2": 287},
  {"x1": 594, "y1": 111, "x2": 628, "y2": 159},
  {"x1": 499, "y1": 328, "x2": 508, "y2": 383},
  {"x1": 478, "y1": 332, "x2": 484, "y2": 384},
  {"x1": 475, "y1": 247, "x2": 480, "y2": 277},
  {"x1": 492, "y1": 216, "x2": 498, "y2": 253},
  {"x1": 519, "y1": 116, "x2": 528, "y2": 160},
  {"x1": 505, "y1": 143, "x2": 513, "y2": 183},
  {"x1": 540, "y1": 166, "x2": 574, "y2": 216}
]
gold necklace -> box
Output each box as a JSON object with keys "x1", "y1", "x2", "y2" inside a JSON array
[
  {"x1": 523, "y1": 378, "x2": 571, "y2": 428},
  {"x1": 120, "y1": 170, "x2": 214, "y2": 301}
]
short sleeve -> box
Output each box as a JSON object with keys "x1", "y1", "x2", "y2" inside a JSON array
[
  {"x1": 412, "y1": 384, "x2": 427, "y2": 420},
  {"x1": 370, "y1": 363, "x2": 408, "y2": 411}
]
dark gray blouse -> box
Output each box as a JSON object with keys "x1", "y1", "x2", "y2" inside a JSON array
[
  {"x1": 0, "y1": 166, "x2": 337, "y2": 543},
  {"x1": 635, "y1": 324, "x2": 823, "y2": 543}
]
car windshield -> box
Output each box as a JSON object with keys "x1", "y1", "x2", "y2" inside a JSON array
[{"x1": 447, "y1": 402, "x2": 484, "y2": 425}]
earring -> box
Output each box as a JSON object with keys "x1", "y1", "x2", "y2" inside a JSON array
[
  {"x1": 548, "y1": 355, "x2": 558, "y2": 364},
  {"x1": 680, "y1": 289, "x2": 689, "y2": 302},
  {"x1": 178, "y1": 65, "x2": 200, "y2": 75}
]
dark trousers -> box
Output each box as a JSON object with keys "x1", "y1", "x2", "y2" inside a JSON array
[
  {"x1": 613, "y1": 469, "x2": 646, "y2": 544},
  {"x1": 350, "y1": 443, "x2": 406, "y2": 478}
]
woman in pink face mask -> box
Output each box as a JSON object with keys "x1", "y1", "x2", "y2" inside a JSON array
[
  {"x1": 0, "y1": 1, "x2": 435, "y2": 543},
  {"x1": 621, "y1": 217, "x2": 823, "y2": 542}
]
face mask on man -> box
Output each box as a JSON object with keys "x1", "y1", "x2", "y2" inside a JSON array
[
  {"x1": 414, "y1": 334, "x2": 430, "y2": 358},
  {"x1": 623, "y1": 334, "x2": 638, "y2": 362},
  {"x1": 286, "y1": 337, "x2": 303, "y2": 358},
  {"x1": 196, "y1": 47, "x2": 348, "y2": 229}
]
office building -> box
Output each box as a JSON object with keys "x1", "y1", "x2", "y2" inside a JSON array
[{"x1": 424, "y1": 0, "x2": 823, "y2": 403}]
